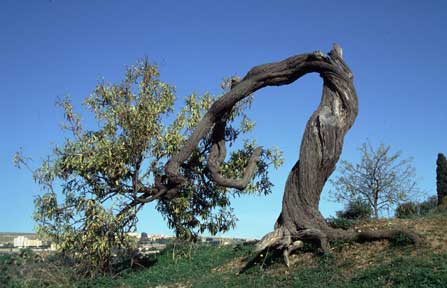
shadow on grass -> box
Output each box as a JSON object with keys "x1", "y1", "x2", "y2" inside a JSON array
[
  {"x1": 238, "y1": 248, "x2": 284, "y2": 274},
  {"x1": 113, "y1": 253, "x2": 159, "y2": 276}
]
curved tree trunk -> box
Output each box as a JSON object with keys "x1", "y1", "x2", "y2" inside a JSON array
[
  {"x1": 131, "y1": 44, "x2": 420, "y2": 264},
  {"x1": 254, "y1": 46, "x2": 361, "y2": 258},
  {"x1": 250, "y1": 46, "x2": 420, "y2": 264}
]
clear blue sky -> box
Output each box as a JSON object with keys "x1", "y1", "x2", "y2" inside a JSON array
[{"x1": 1, "y1": 0, "x2": 446, "y2": 239}]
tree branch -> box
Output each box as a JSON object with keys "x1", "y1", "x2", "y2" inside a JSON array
[
  {"x1": 164, "y1": 48, "x2": 346, "y2": 196},
  {"x1": 206, "y1": 119, "x2": 263, "y2": 190}
]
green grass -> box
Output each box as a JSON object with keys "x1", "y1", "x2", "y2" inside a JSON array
[
  {"x1": 0, "y1": 250, "x2": 76, "y2": 288},
  {"x1": 2, "y1": 244, "x2": 447, "y2": 288},
  {"x1": 350, "y1": 254, "x2": 447, "y2": 288},
  {"x1": 72, "y1": 245, "x2": 447, "y2": 288},
  {"x1": 2, "y1": 212, "x2": 447, "y2": 287}
]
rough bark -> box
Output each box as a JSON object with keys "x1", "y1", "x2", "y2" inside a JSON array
[
  {"x1": 252, "y1": 45, "x2": 420, "y2": 264},
  {"x1": 132, "y1": 44, "x2": 420, "y2": 264}
]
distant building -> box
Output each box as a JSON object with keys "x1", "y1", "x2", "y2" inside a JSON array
[
  {"x1": 26, "y1": 239, "x2": 43, "y2": 247},
  {"x1": 1, "y1": 231, "x2": 255, "y2": 255},
  {"x1": 147, "y1": 234, "x2": 172, "y2": 241},
  {"x1": 13, "y1": 236, "x2": 43, "y2": 248},
  {"x1": 13, "y1": 236, "x2": 26, "y2": 247}
]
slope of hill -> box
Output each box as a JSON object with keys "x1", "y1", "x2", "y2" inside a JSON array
[{"x1": 2, "y1": 213, "x2": 447, "y2": 287}]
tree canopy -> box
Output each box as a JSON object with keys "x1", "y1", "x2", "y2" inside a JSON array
[{"x1": 14, "y1": 60, "x2": 282, "y2": 274}]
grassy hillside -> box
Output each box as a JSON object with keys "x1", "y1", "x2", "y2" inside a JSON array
[{"x1": 2, "y1": 213, "x2": 447, "y2": 288}]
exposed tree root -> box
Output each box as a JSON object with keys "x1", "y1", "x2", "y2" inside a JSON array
[
  {"x1": 255, "y1": 225, "x2": 422, "y2": 267},
  {"x1": 346, "y1": 228, "x2": 421, "y2": 245}
]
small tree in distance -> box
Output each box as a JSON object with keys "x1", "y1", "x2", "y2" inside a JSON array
[
  {"x1": 436, "y1": 153, "x2": 447, "y2": 206},
  {"x1": 330, "y1": 142, "x2": 420, "y2": 219}
]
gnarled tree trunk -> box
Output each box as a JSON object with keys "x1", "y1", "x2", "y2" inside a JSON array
[
  {"x1": 132, "y1": 44, "x2": 420, "y2": 265},
  {"x1": 253, "y1": 46, "x2": 420, "y2": 265}
]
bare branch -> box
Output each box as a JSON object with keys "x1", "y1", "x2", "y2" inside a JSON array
[
  {"x1": 164, "y1": 48, "x2": 346, "y2": 196},
  {"x1": 206, "y1": 118, "x2": 263, "y2": 190}
]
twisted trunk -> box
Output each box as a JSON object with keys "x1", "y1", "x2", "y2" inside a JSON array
[
  {"x1": 253, "y1": 46, "x2": 420, "y2": 264},
  {"x1": 131, "y1": 44, "x2": 420, "y2": 264}
]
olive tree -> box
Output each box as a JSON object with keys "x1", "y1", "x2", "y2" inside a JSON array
[
  {"x1": 15, "y1": 60, "x2": 282, "y2": 275},
  {"x1": 17, "y1": 45, "x2": 421, "y2": 270}
]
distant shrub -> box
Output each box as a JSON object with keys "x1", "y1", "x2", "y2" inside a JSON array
[
  {"x1": 390, "y1": 232, "x2": 415, "y2": 247},
  {"x1": 395, "y1": 202, "x2": 418, "y2": 218},
  {"x1": 326, "y1": 217, "x2": 357, "y2": 230},
  {"x1": 327, "y1": 199, "x2": 372, "y2": 230},
  {"x1": 436, "y1": 196, "x2": 447, "y2": 214},
  {"x1": 396, "y1": 196, "x2": 439, "y2": 218},
  {"x1": 337, "y1": 199, "x2": 372, "y2": 221},
  {"x1": 418, "y1": 196, "x2": 438, "y2": 216},
  {"x1": 0, "y1": 251, "x2": 75, "y2": 288}
]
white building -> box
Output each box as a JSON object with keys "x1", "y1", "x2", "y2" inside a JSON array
[
  {"x1": 13, "y1": 236, "x2": 43, "y2": 248},
  {"x1": 13, "y1": 236, "x2": 26, "y2": 247}
]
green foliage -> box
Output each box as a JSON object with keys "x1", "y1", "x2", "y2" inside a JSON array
[
  {"x1": 326, "y1": 217, "x2": 358, "y2": 230},
  {"x1": 0, "y1": 251, "x2": 75, "y2": 288},
  {"x1": 389, "y1": 232, "x2": 416, "y2": 247},
  {"x1": 418, "y1": 196, "x2": 438, "y2": 216},
  {"x1": 327, "y1": 199, "x2": 371, "y2": 230},
  {"x1": 396, "y1": 196, "x2": 438, "y2": 219},
  {"x1": 337, "y1": 199, "x2": 372, "y2": 221},
  {"x1": 395, "y1": 202, "x2": 419, "y2": 219},
  {"x1": 15, "y1": 60, "x2": 283, "y2": 275},
  {"x1": 436, "y1": 153, "x2": 447, "y2": 206},
  {"x1": 0, "y1": 253, "x2": 16, "y2": 287}
]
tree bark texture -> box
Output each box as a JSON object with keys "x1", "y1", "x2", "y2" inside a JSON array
[{"x1": 139, "y1": 44, "x2": 420, "y2": 263}]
